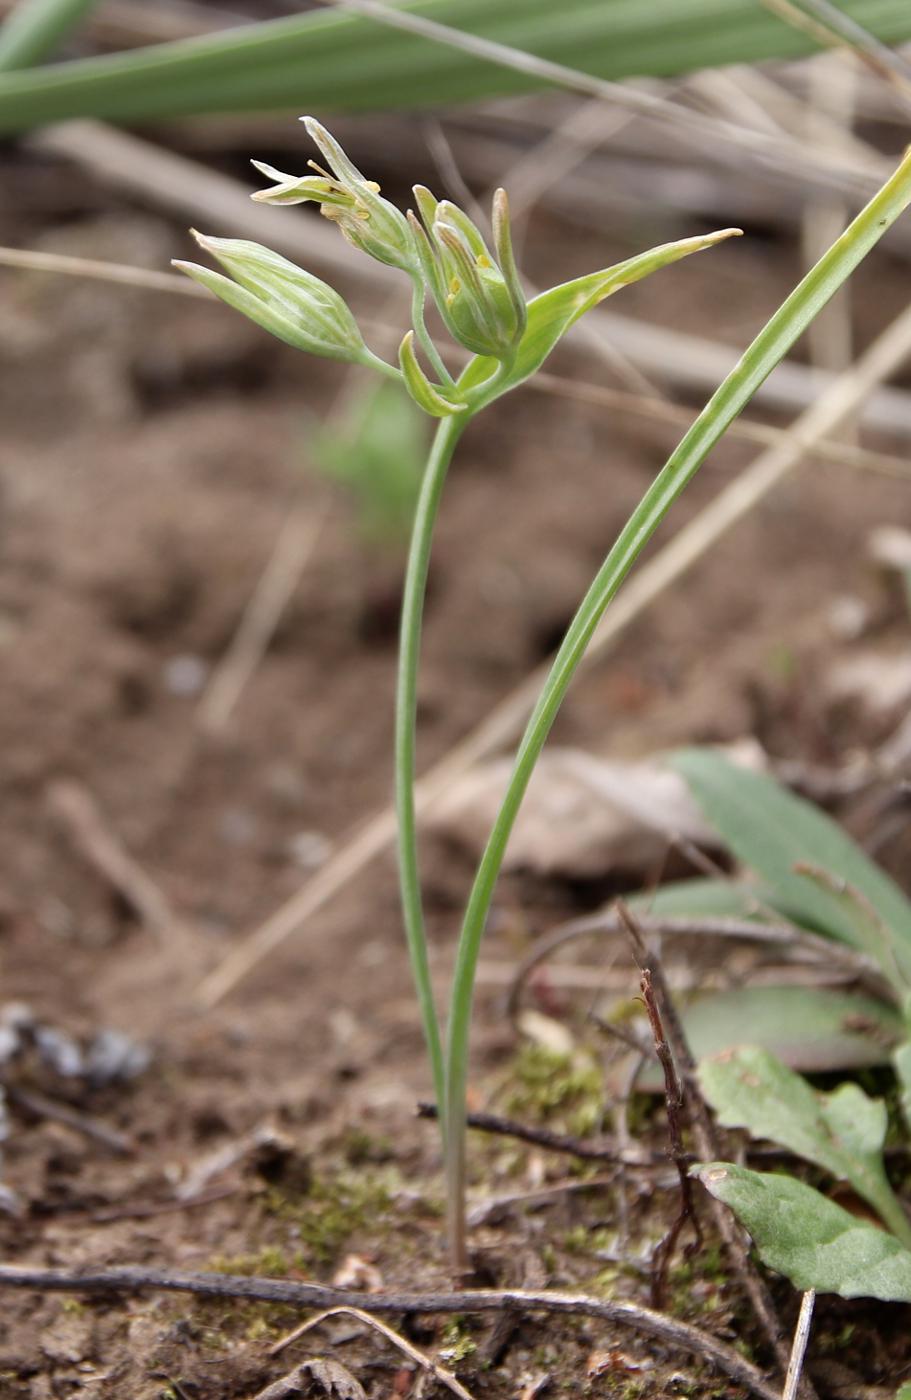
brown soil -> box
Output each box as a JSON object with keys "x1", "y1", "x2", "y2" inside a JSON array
[{"x1": 2, "y1": 127, "x2": 911, "y2": 1400}]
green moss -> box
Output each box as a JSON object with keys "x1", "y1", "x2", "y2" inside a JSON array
[
  {"x1": 440, "y1": 1318, "x2": 477, "y2": 1364},
  {"x1": 209, "y1": 1246, "x2": 290, "y2": 1277},
  {"x1": 340, "y1": 1126, "x2": 394, "y2": 1165},
  {"x1": 265, "y1": 1167, "x2": 395, "y2": 1265},
  {"x1": 504, "y1": 1044, "x2": 604, "y2": 1134}
]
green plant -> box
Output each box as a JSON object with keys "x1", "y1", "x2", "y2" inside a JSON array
[
  {"x1": 669, "y1": 750, "x2": 911, "y2": 1315},
  {"x1": 175, "y1": 118, "x2": 911, "y2": 1275},
  {"x1": 309, "y1": 381, "x2": 427, "y2": 546}
]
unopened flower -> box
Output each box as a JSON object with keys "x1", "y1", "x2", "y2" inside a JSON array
[
  {"x1": 409, "y1": 186, "x2": 526, "y2": 360},
  {"x1": 251, "y1": 117, "x2": 416, "y2": 275},
  {"x1": 173, "y1": 233, "x2": 377, "y2": 366}
]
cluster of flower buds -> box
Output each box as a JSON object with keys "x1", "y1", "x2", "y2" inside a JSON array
[
  {"x1": 409, "y1": 186, "x2": 525, "y2": 361},
  {"x1": 174, "y1": 118, "x2": 529, "y2": 416}
]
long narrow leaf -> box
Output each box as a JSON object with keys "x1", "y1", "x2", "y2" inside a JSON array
[
  {"x1": 672, "y1": 749, "x2": 911, "y2": 985},
  {"x1": 0, "y1": 0, "x2": 910, "y2": 131}
]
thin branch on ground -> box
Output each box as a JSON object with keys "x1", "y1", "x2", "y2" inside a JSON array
[
  {"x1": 782, "y1": 1291, "x2": 817, "y2": 1400},
  {"x1": 270, "y1": 1306, "x2": 476, "y2": 1400},
  {"x1": 196, "y1": 499, "x2": 328, "y2": 734},
  {"x1": 416, "y1": 1102, "x2": 666, "y2": 1166},
  {"x1": 3, "y1": 1082, "x2": 135, "y2": 1158},
  {"x1": 0, "y1": 1265, "x2": 780, "y2": 1400},
  {"x1": 45, "y1": 779, "x2": 178, "y2": 939},
  {"x1": 507, "y1": 910, "x2": 881, "y2": 1023},
  {"x1": 465, "y1": 1175, "x2": 620, "y2": 1229}
]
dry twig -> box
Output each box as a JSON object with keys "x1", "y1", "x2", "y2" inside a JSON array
[
  {"x1": 416, "y1": 1102, "x2": 665, "y2": 1167},
  {"x1": 783, "y1": 1291, "x2": 817, "y2": 1400},
  {"x1": 46, "y1": 779, "x2": 177, "y2": 938},
  {"x1": 270, "y1": 1305, "x2": 475, "y2": 1400},
  {"x1": 618, "y1": 904, "x2": 815, "y2": 1396},
  {"x1": 0, "y1": 1264, "x2": 780, "y2": 1400}
]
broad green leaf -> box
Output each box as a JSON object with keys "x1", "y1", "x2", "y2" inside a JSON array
[
  {"x1": 895, "y1": 1386, "x2": 911, "y2": 1399},
  {"x1": 699, "y1": 1046, "x2": 911, "y2": 1245},
  {"x1": 672, "y1": 749, "x2": 911, "y2": 987},
  {"x1": 459, "y1": 231, "x2": 739, "y2": 408},
  {"x1": 635, "y1": 986, "x2": 902, "y2": 1096},
  {"x1": 1, "y1": 1, "x2": 911, "y2": 131},
  {"x1": 627, "y1": 876, "x2": 773, "y2": 920},
  {"x1": 694, "y1": 1162, "x2": 911, "y2": 1302}
]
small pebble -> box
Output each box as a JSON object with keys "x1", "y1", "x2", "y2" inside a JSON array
[{"x1": 163, "y1": 653, "x2": 208, "y2": 697}]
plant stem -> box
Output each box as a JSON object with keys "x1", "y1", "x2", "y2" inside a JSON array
[
  {"x1": 396, "y1": 411, "x2": 468, "y2": 1129},
  {"x1": 411, "y1": 277, "x2": 455, "y2": 388},
  {"x1": 442, "y1": 147, "x2": 911, "y2": 1275}
]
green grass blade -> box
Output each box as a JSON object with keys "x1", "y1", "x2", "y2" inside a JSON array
[
  {"x1": 0, "y1": 0, "x2": 910, "y2": 130},
  {"x1": 0, "y1": 0, "x2": 97, "y2": 72},
  {"x1": 442, "y1": 147, "x2": 911, "y2": 1267}
]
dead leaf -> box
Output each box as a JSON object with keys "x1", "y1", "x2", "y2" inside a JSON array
[
  {"x1": 825, "y1": 650, "x2": 911, "y2": 716},
  {"x1": 517, "y1": 1374, "x2": 551, "y2": 1400},
  {"x1": 253, "y1": 1357, "x2": 366, "y2": 1400},
  {"x1": 428, "y1": 745, "x2": 761, "y2": 879},
  {"x1": 586, "y1": 1349, "x2": 642, "y2": 1379},
  {"x1": 332, "y1": 1253, "x2": 383, "y2": 1293}
]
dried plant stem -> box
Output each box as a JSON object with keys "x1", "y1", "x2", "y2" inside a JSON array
[
  {"x1": 620, "y1": 905, "x2": 811, "y2": 1393},
  {"x1": 782, "y1": 1291, "x2": 817, "y2": 1400}
]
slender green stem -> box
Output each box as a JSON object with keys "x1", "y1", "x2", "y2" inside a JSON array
[
  {"x1": 411, "y1": 277, "x2": 455, "y2": 388},
  {"x1": 442, "y1": 148, "x2": 911, "y2": 1274},
  {"x1": 363, "y1": 348, "x2": 406, "y2": 383},
  {"x1": 396, "y1": 411, "x2": 469, "y2": 1127}
]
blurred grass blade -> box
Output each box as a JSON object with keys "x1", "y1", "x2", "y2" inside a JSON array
[
  {"x1": 0, "y1": 0, "x2": 911, "y2": 130},
  {"x1": 0, "y1": 0, "x2": 97, "y2": 72},
  {"x1": 695, "y1": 1163, "x2": 911, "y2": 1301},
  {"x1": 672, "y1": 748, "x2": 911, "y2": 983},
  {"x1": 700, "y1": 1045, "x2": 911, "y2": 1244}
]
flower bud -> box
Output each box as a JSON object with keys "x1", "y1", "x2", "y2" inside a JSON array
[
  {"x1": 409, "y1": 186, "x2": 526, "y2": 360},
  {"x1": 173, "y1": 233, "x2": 371, "y2": 364},
  {"x1": 251, "y1": 118, "x2": 416, "y2": 275}
]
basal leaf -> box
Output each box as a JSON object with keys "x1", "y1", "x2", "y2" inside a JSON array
[
  {"x1": 672, "y1": 749, "x2": 911, "y2": 987},
  {"x1": 627, "y1": 876, "x2": 772, "y2": 920},
  {"x1": 700, "y1": 1046, "x2": 911, "y2": 1244},
  {"x1": 694, "y1": 1162, "x2": 911, "y2": 1301},
  {"x1": 635, "y1": 986, "x2": 901, "y2": 1098},
  {"x1": 458, "y1": 230, "x2": 740, "y2": 408}
]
